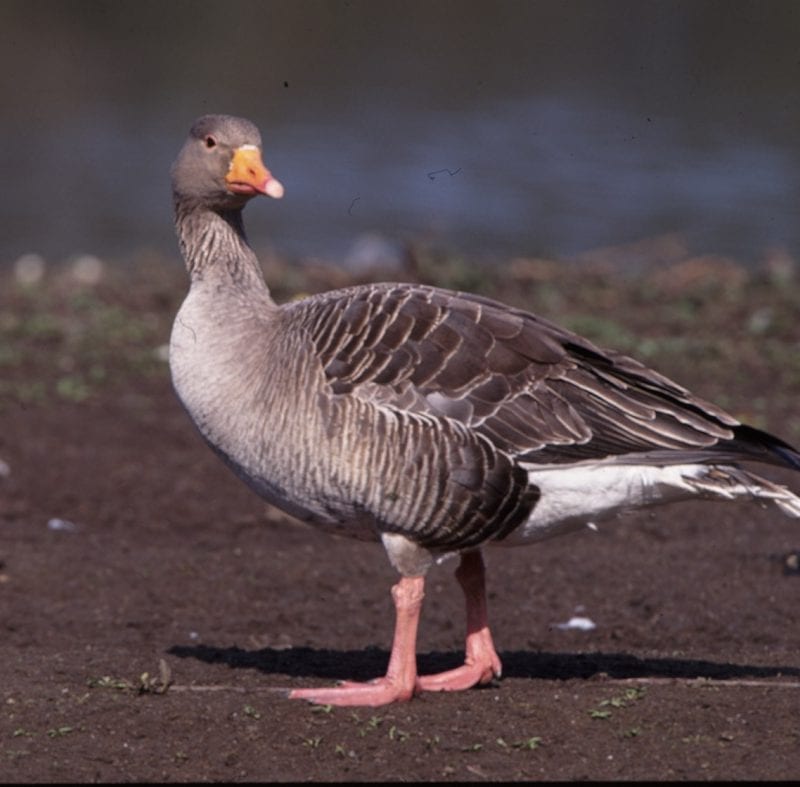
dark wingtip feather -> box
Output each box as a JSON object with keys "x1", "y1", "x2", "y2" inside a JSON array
[
  {"x1": 772, "y1": 444, "x2": 800, "y2": 471},
  {"x1": 731, "y1": 424, "x2": 800, "y2": 471}
]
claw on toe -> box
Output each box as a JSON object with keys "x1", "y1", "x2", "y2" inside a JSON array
[{"x1": 288, "y1": 678, "x2": 418, "y2": 707}]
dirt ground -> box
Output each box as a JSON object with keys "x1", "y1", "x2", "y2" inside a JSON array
[{"x1": 1, "y1": 249, "x2": 799, "y2": 781}]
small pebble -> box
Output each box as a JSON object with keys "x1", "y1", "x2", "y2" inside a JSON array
[
  {"x1": 47, "y1": 518, "x2": 79, "y2": 532},
  {"x1": 153, "y1": 344, "x2": 170, "y2": 362},
  {"x1": 70, "y1": 254, "x2": 105, "y2": 285},
  {"x1": 554, "y1": 615, "x2": 597, "y2": 632},
  {"x1": 14, "y1": 253, "x2": 46, "y2": 286}
]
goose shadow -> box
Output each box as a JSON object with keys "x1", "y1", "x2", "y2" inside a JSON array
[{"x1": 166, "y1": 644, "x2": 800, "y2": 684}]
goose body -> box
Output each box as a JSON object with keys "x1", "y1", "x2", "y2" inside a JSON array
[{"x1": 169, "y1": 115, "x2": 800, "y2": 705}]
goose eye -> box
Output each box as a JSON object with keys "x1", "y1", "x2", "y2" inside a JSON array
[{"x1": 204, "y1": 135, "x2": 217, "y2": 149}]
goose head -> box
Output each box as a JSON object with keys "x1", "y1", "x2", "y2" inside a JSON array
[{"x1": 171, "y1": 114, "x2": 284, "y2": 210}]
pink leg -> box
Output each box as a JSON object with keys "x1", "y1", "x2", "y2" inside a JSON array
[
  {"x1": 289, "y1": 575, "x2": 425, "y2": 707},
  {"x1": 417, "y1": 550, "x2": 502, "y2": 692}
]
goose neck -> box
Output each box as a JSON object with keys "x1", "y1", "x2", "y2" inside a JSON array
[{"x1": 174, "y1": 200, "x2": 270, "y2": 294}]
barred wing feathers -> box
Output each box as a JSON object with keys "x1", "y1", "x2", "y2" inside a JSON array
[{"x1": 291, "y1": 283, "x2": 739, "y2": 463}]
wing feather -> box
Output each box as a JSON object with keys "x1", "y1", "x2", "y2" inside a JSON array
[{"x1": 290, "y1": 282, "x2": 739, "y2": 462}]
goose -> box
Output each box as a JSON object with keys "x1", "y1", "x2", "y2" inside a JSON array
[{"x1": 169, "y1": 114, "x2": 800, "y2": 707}]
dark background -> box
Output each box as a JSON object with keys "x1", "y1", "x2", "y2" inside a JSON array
[{"x1": 2, "y1": 0, "x2": 799, "y2": 267}]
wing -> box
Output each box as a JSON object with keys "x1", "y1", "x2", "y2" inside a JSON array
[{"x1": 288, "y1": 282, "x2": 739, "y2": 463}]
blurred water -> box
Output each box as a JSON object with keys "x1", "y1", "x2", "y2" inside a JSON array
[{"x1": 2, "y1": 1, "x2": 798, "y2": 267}]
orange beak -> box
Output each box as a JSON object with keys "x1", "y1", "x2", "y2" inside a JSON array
[{"x1": 225, "y1": 145, "x2": 284, "y2": 199}]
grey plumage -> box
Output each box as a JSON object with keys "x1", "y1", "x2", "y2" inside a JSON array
[{"x1": 168, "y1": 114, "x2": 800, "y2": 706}]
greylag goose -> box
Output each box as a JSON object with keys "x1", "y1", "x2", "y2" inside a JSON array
[{"x1": 169, "y1": 114, "x2": 800, "y2": 707}]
